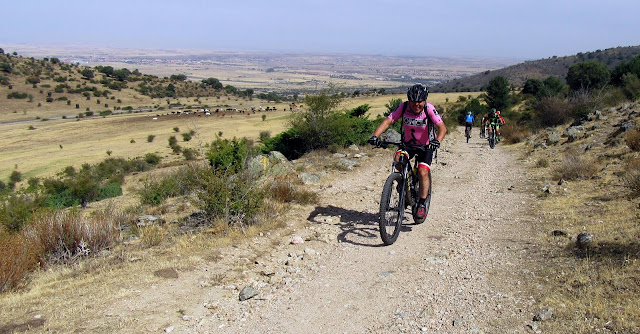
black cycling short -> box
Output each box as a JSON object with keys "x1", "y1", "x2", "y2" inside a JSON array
[
  {"x1": 404, "y1": 147, "x2": 435, "y2": 167},
  {"x1": 465, "y1": 122, "x2": 473, "y2": 128}
]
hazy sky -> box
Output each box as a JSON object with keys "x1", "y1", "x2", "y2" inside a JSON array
[{"x1": 1, "y1": 0, "x2": 639, "y2": 60}]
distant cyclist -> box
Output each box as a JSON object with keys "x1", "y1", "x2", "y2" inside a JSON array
[
  {"x1": 368, "y1": 83, "x2": 447, "y2": 219},
  {"x1": 480, "y1": 112, "x2": 488, "y2": 138},
  {"x1": 485, "y1": 108, "x2": 505, "y2": 140},
  {"x1": 464, "y1": 111, "x2": 474, "y2": 139},
  {"x1": 496, "y1": 110, "x2": 505, "y2": 138}
]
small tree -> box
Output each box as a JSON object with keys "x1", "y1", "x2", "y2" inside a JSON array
[
  {"x1": 81, "y1": 68, "x2": 94, "y2": 80},
  {"x1": 485, "y1": 76, "x2": 512, "y2": 110},
  {"x1": 8, "y1": 170, "x2": 22, "y2": 189},
  {"x1": 566, "y1": 61, "x2": 611, "y2": 92}
]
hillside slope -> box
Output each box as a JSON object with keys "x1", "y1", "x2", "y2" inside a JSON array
[
  {"x1": 0, "y1": 128, "x2": 540, "y2": 333},
  {"x1": 433, "y1": 45, "x2": 640, "y2": 92}
]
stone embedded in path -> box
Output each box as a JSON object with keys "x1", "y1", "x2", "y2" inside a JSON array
[{"x1": 239, "y1": 285, "x2": 259, "y2": 301}]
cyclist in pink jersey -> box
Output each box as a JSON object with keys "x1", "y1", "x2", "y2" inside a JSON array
[{"x1": 369, "y1": 83, "x2": 447, "y2": 219}]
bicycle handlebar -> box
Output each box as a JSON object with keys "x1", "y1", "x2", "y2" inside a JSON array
[{"x1": 376, "y1": 140, "x2": 436, "y2": 152}]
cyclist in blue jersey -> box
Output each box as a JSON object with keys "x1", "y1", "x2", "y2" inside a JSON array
[{"x1": 464, "y1": 111, "x2": 474, "y2": 139}]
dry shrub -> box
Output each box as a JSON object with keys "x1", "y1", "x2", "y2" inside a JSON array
[
  {"x1": 266, "y1": 174, "x2": 319, "y2": 205},
  {"x1": 140, "y1": 225, "x2": 166, "y2": 247},
  {"x1": 534, "y1": 97, "x2": 571, "y2": 128},
  {"x1": 25, "y1": 209, "x2": 122, "y2": 263},
  {"x1": 501, "y1": 123, "x2": 530, "y2": 144},
  {"x1": 624, "y1": 157, "x2": 640, "y2": 197},
  {"x1": 0, "y1": 230, "x2": 41, "y2": 292},
  {"x1": 626, "y1": 129, "x2": 640, "y2": 151},
  {"x1": 536, "y1": 158, "x2": 549, "y2": 168},
  {"x1": 551, "y1": 149, "x2": 599, "y2": 181}
]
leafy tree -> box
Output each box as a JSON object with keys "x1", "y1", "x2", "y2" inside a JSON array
[
  {"x1": 464, "y1": 98, "x2": 487, "y2": 116},
  {"x1": 96, "y1": 65, "x2": 114, "y2": 76},
  {"x1": 522, "y1": 79, "x2": 544, "y2": 96},
  {"x1": 201, "y1": 77, "x2": 223, "y2": 89},
  {"x1": 1, "y1": 62, "x2": 12, "y2": 73},
  {"x1": 566, "y1": 61, "x2": 610, "y2": 91},
  {"x1": 485, "y1": 75, "x2": 512, "y2": 110},
  {"x1": 113, "y1": 68, "x2": 131, "y2": 81},
  {"x1": 170, "y1": 74, "x2": 187, "y2": 81},
  {"x1": 350, "y1": 104, "x2": 370, "y2": 118},
  {"x1": 81, "y1": 68, "x2": 94, "y2": 80},
  {"x1": 622, "y1": 73, "x2": 640, "y2": 101},
  {"x1": 543, "y1": 76, "x2": 565, "y2": 97},
  {"x1": 385, "y1": 98, "x2": 403, "y2": 115},
  {"x1": 8, "y1": 170, "x2": 22, "y2": 189},
  {"x1": 611, "y1": 55, "x2": 640, "y2": 86},
  {"x1": 224, "y1": 85, "x2": 238, "y2": 94},
  {"x1": 165, "y1": 83, "x2": 176, "y2": 97}
]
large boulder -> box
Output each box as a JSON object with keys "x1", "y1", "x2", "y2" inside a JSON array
[{"x1": 247, "y1": 151, "x2": 293, "y2": 177}]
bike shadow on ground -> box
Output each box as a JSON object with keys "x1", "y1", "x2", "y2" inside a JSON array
[{"x1": 306, "y1": 205, "x2": 415, "y2": 247}]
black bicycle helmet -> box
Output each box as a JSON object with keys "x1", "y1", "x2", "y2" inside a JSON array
[{"x1": 407, "y1": 83, "x2": 429, "y2": 101}]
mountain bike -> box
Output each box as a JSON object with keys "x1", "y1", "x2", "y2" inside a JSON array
[
  {"x1": 487, "y1": 122, "x2": 498, "y2": 149},
  {"x1": 464, "y1": 124, "x2": 472, "y2": 143},
  {"x1": 376, "y1": 141, "x2": 436, "y2": 245}
]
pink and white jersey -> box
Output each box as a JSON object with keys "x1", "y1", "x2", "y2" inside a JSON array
[{"x1": 387, "y1": 102, "x2": 443, "y2": 145}]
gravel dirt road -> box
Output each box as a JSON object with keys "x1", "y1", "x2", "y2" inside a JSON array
[{"x1": 101, "y1": 127, "x2": 539, "y2": 333}]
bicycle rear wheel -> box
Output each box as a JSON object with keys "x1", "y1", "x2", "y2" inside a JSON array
[
  {"x1": 489, "y1": 131, "x2": 495, "y2": 149},
  {"x1": 379, "y1": 173, "x2": 405, "y2": 245}
]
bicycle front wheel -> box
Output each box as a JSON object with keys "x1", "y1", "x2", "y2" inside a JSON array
[{"x1": 379, "y1": 173, "x2": 405, "y2": 245}]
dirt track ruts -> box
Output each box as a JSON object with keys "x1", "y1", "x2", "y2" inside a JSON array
[{"x1": 94, "y1": 126, "x2": 538, "y2": 333}]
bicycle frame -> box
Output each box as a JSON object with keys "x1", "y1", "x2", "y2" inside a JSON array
[{"x1": 376, "y1": 141, "x2": 435, "y2": 245}]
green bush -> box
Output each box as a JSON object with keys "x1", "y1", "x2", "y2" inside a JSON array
[
  {"x1": 182, "y1": 148, "x2": 197, "y2": 160},
  {"x1": 168, "y1": 136, "x2": 178, "y2": 147},
  {"x1": 147, "y1": 134, "x2": 155, "y2": 143},
  {"x1": 138, "y1": 177, "x2": 179, "y2": 205},
  {"x1": 43, "y1": 189, "x2": 78, "y2": 209},
  {"x1": 7, "y1": 92, "x2": 28, "y2": 99},
  {"x1": 0, "y1": 194, "x2": 39, "y2": 232},
  {"x1": 206, "y1": 137, "x2": 255, "y2": 173},
  {"x1": 143, "y1": 153, "x2": 161, "y2": 165},
  {"x1": 98, "y1": 183, "x2": 123, "y2": 200},
  {"x1": 261, "y1": 90, "x2": 375, "y2": 159},
  {"x1": 138, "y1": 167, "x2": 197, "y2": 205},
  {"x1": 259, "y1": 130, "x2": 271, "y2": 142},
  {"x1": 195, "y1": 168, "x2": 264, "y2": 226}
]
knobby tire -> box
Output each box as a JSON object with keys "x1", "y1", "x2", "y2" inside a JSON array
[
  {"x1": 489, "y1": 131, "x2": 496, "y2": 149},
  {"x1": 379, "y1": 173, "x2": 405, "y2": 245}
]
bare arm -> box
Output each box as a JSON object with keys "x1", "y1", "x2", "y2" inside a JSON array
[{"x1": 435, "y1": 121, "x2": 447, "y2": 142}]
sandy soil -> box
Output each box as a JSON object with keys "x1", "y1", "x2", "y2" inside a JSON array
[{"x1": 70, "y1": 127, "x2": 538, "y2": 333}]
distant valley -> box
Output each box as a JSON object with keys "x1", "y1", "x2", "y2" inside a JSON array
[{"x1": 1, "y1": 44, "x2": 521, "y2": 93}]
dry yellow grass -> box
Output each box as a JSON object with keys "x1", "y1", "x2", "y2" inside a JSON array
[
  {"x1": 0, "y1": 91, "x2": 475, "y2": 181},
  {"x1": 516, "y1": 111, "x2": 640, "y2": 332}
]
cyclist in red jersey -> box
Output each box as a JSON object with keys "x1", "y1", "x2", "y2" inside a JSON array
[{"x1": 368, "y1": 84, "x2": 447, "y2": 219}]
